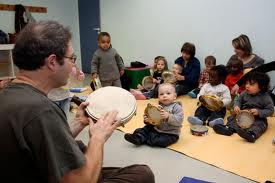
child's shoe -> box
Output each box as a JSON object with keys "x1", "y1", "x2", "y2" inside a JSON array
[
  {"x1": 187, "y1": 116, "x2": 203, "y2": 125},
  {"x1": 187, "y1": 90, "x2": 197, "y2": 98},
  {"x1": 236, "y1": 128, "x2": 256, "y2": 143},
  {"x1": 213, "y1": 124, "x2": 234, "y2": 136},
  {"x1": 208, "y1": 118, "x2": 224, "y2": 127},
  {"x1": 124, "y1": 133, "x2": 142, "y2": 145}
]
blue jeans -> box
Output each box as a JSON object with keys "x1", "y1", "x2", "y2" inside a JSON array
[{"x1": 175, "y1": 84, "x2": 193, "y2": 96}]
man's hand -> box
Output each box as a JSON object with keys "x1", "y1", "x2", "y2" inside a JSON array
[
  {"x1": 75, "y1": 102, "x2": 91, "y2": 127},
  {"x1": 231, "y1": 84, "x2": 239, "y2": 95},
  {"x1": 120, "y1": 69, "x2": 124, "y2": 76},
  {"x1": 89, "y1": 111, "x2": 119, "y2": 143}
]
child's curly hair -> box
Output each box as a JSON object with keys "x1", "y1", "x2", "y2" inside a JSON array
[{"x1": 246, "y1": 72, "x2": 270, "y2": 93}]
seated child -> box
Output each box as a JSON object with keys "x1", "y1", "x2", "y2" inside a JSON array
[
  {"x1": 225, "y1": 58, "x2": 245, "y2": 94},
  {"x1": 188, "y1": 55, "x2": 216, "y2": 98},
  {"x1": 131, "y1": 56, "x2": 168, "y2": 100},
  {"x1": 125, "y1": 83, "x2": 183, "y2": 147},
  {"x1": 213, "y1": 72, "x2": 274, "y2": 143},
  {"x1": 149, "y1": 56, "x2": 165, "y2": 76},
  {"x1": 187, "y1": 66, "x2": 231, "y2": 127}
]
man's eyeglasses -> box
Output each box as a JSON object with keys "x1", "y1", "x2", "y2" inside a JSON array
[{"x1": 64, "y1": 54, "x2": 77, "y2": 64}]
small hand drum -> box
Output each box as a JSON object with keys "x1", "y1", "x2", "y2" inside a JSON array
[
  {"x1": 190, "y1": 125, "x2": 208, "y2": 136},
  {"x1": 162, "y1": 71, "x2": 177, "y2": 84},
  {"x1": 201, "y1": 95, "x2": 223, "y2": 111},
  {"x1": 144, "y1": 103, "x2": 163, "y2": 126},
  {"x1": 86, "y1": 86, "x2": 137, "y2": 126},
  {"x1": 142, "y1": 76, "x2": 155, "y2": 90},
  {"x1": 236, "y1": 110, "x2": 255, "y2": 129}
]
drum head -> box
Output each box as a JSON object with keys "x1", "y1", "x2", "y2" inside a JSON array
[
  {"x1": 236, "y1": 110, "x2": 254, "y2": 129},
  {"x1": 144, "y1": 104, "x2": 162, "y2": 126},
  {"x1": 86, "y1": 86, "x2": 137, "y2": 124},
  {"x1": 202, "y1": 95, "x2": 223, "y2": 111},
  {"x1": 190, "y1": 125, "x2": 208, "y2": 136},
  {"x1": 142, "y1": 76, "x2": 155, "y2": 90}
]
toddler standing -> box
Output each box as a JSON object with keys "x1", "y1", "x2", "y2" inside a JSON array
[{"x1": 91, "y1": 32, "x2": 125, "y2": 87}]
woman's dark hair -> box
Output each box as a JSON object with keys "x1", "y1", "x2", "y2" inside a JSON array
[
  {"x1": 180, "y1": 42, "x2": 196, "y2": 57},
  {"x1": 13, "y1": 20, "x2": 71, "y2": 70},
  {"x1": 246, "y1": 72, "x2": 270, "y2": 93},
  {"x1": 98, "y1": 32, "x2": 110, "y2": 41}
]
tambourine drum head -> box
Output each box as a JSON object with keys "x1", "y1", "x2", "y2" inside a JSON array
[
  {"x1": 202, "y1": 95, "x2": 223, "y2": 111},
  {"x1": 86, "y1": 86, "x2": 137, "y2": 124},
  {"x1": 142, "y1": 76, "x2": 155, "y2": 90},
  {"x1": 236, "y1": 110, "x2": 254, "y2": 129},
  {"x1": 147, "y1": 106, "x2": 162, "y2": 125},
  {"x1": 190, "y1": 125, "x2": 208, "y2": 136}
]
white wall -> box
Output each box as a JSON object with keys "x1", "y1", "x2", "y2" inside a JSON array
[
  {"x1": 0, "y1": 0, "x2": 82, "y2": 69},
  {"x1": 101, "y1": 0, "x2": 275, "y2": 87}
]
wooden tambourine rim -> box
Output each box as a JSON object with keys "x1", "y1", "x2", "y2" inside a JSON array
[
  {"x1": 85, "y1": 86, "x2": 137, "y2": 124},
  {"x1": 236, "y1": 110, "x2": 255, "y2": 129},
  {"x1": 201, "y1": 95, "x2": 223, "y2": 111},
  {"x1": 144, "y1": 103, "x2": 163, "y2": 126},
  {"x1": 190, "y1": 125, "x2": 209, "y2": 136},
  {"x1": 142, "y1": 76, "x2": 155, "y2": 90}
]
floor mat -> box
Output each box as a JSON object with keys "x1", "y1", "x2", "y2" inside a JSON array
[{"x1": 118, "y1": 96, "x2": 275, "y2": 183}]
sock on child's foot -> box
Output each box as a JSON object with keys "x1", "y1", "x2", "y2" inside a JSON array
[
  {"x1": 187, "y1": 116, "x2": 203, "y2": 125},
  {"x1": 208, "y1": 118, "x2": 224, "y2": 128}
]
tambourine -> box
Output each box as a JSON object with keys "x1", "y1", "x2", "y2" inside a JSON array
[
  {"x1": 236, "y1": 110, "x2": 255, "y2": 129},
  {"x1": 190, "y1": 125, "x2": 208, "y2": 136},
  {"x1": 201, "y1": 95, "x2": 223, "y2": 111},
  {"x1": 144, "y1": 103, "x2": 164, "y2": 126},
  {"x1": 162, "y1": 71, "x2": 177, "y2": 84},
  {"x1": 142, "y1": 76, "x2": 155, "y2": 90},
  {"x1": 86, "y1": 86, "x2": 137, "y2": 126},
  {"x1": 90, "y1": 77, "x2": 102, "y2": 91}
]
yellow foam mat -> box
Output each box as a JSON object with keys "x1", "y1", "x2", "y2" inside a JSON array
[{"x1": 119, "y1": 96, "x2": 275, "y2": 183}]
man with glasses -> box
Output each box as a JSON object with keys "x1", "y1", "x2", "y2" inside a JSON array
[{"x1": 0, "y1": 20, "x2": 154, "y2": 183}]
